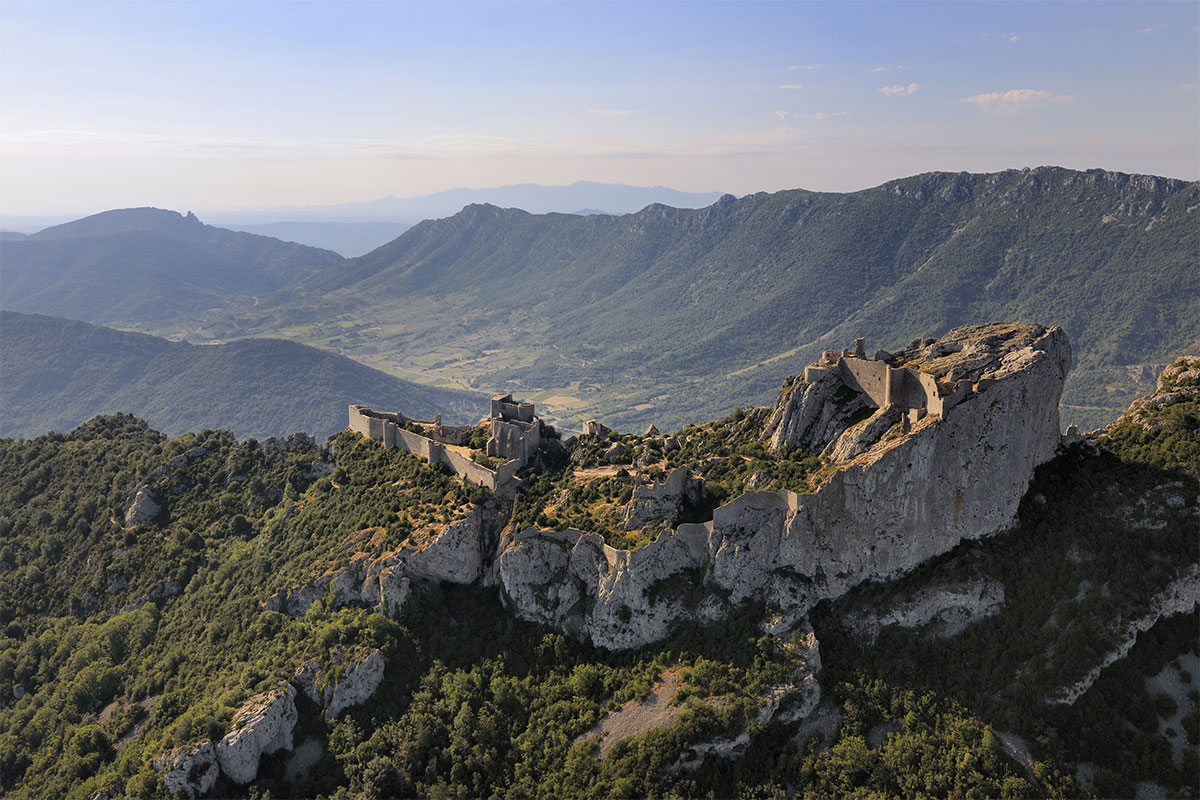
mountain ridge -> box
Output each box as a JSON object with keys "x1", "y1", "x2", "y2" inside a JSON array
[
  {"x1": 0, "y1": 312, "x2": 485, "y2": 440},
  {"x1": 263, "y1": 166, "x2": 1197, "y2": 432}
]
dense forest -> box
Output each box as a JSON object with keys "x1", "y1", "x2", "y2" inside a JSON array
[{"x1": 0, "y1": 360, "x2": 1195, "y2": 798}]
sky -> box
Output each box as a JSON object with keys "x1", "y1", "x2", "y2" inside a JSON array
[{"x1": 1, "y1": 0, "x2": 1197, "y2": 217}]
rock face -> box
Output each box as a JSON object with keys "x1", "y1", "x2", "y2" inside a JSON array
[
  {"x1": 497, "y1": 324, "x2": 1071, "y2": 649},
  {"x1": 123, "y1": 485, "x2": 160, "y2": 527},
  {"x1": 623, "y1": 466, "x2": 704, "y2": 530},
  {"x1": 266, "y1": 505, "x2": 491, "y2": 617},
  {"x1": 294, "y1": 649, "x2": 387, "y2": 718},
  {"x1": 844, "y1": 579, "x2": 1006, "y2": 643},
  {"x1": 154, "y1": 742, "x2": 219, "y2": 799},
  {"x1": 215, "y1": 685, "x2": 298, "y2": 784}
]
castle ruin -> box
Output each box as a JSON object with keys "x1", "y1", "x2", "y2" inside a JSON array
[
  {"x1": 802, "y1": 337, "x2": 973, "y2": 427},
  {"x1": 348, "y1": 393, "x2": 542, "y2": 491}
]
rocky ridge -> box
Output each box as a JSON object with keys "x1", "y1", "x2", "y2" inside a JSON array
[
  {"x1": 274, "y1": 323, "x2": 1070, "y2": 651},
  {"x1": 153, "y1": 686, "x2": 297, "y2": 797},
  {"x1": 497, "y1": 324, "x2": 1070, "y2": 649}
]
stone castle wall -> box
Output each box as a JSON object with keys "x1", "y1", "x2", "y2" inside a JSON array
[{"x1": 349, "y1": 405, "x2": 503, "y2": 491}]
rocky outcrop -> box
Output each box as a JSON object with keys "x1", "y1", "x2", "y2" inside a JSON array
[
  {"x1": 844, "y1": 579, "x2": 1006, "y2": 643},
  {"x1": 623, "y1": 466, "x2": 704, "y2": 530},
  {"x1": 215, "y1": 685, "x2": 298, "y2": 784},
  {"x1": 1099, "y1": 355, "x2": 1200, "y2": 435},
  {"x1": 118, "y1": 578, "x2": 183, "y2": 614},
  {"x1": 154, "y1": 742, "x2": 219, "y2": 799},
  {"x1": 763, "y1": 372, "x2": 874, "y2": 455},
  {"x1": 1048, "y1": 565, "x2": 1200, "y2": 705},
  {"x1": 152, "y1": 685, "x2": 299, "y2": 795},
  {"x1": 125, "y1": 442, "x2": 215, "y2": 527},
  {"x1": 497, "y1": 324, "x2": 1071, "y2": 649},
  {"x1": 267, "y1": 506, "x2": 489, "y2": 617},
  {"x1": 294, "y1": 649, "x2": 386, "y2": 718},
  {"x1": 124, "y1": 485, "x2": 161, "y2": 527}
]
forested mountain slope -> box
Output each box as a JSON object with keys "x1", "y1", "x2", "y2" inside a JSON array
[
  {"x1": 0, "y1": 208, "x2": 344, "y2": 325},
  {"x1": 259, "y1": 167, "x2": 1197, "y2": 431},
  {"x1": 0, "y1": 312, "x2": 485, "y2": 439},
  {"x1": 0, "y1": 356, "x2": 1194, "y2": 799}
]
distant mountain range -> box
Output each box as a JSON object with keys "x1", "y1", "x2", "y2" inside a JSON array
[
  {"x1": 0, "y1": 208, "x2": 344, "y2": 325},
  {"x1": 270, "y1": 167, "x2": 1198, "y2": 431},
  {"x1": 220, "y1": 221, "x2": 412, "y2": 257},
  {"x1": 203, "y1": 181, "x2": 726, "y2": 225},
  {"x1": 3, "y1": 168, "x2": 1194, "y2": 433},
  {"x1": 0, "y1": 312, "x2": 485, "y2": 440}
]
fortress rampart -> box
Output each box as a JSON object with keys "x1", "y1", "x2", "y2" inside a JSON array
[
  {"x1": 348, "y1": 394, "x2": 540, "y2": 491},
  {"x1": 803, "y1": 337, "x2": 972, "y2": 424}
]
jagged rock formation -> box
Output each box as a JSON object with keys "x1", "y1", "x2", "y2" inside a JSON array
[
  {"x1": 151, "y1": 686, "x2": 298, "y2": 796},
  {"x1": 623, "y1": 466, "x2": 704, "y2": 530},
  {"x1": 496, "y1": 324, "x2": 1071, "y2": 649},
  {"x1": 294, "y1": 649, "x2": 387, "y2": 718},
  {"x1": 266, "y1": 505, "x2": 493, "y2": 616},
  {"x1": 843, "y1": 579, "x2": 1006, "y2": 643},
  {"x1": 154, "y1": 742, "x2": 219, "y2": 799},
  {"x1": 215, "y1": 685, "x2": 298, "y2": 784},
  {"x1": 123, "y1": 485, "x2": 161, "y2": 527}
]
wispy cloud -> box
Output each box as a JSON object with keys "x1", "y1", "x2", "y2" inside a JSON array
[
  {"x1": 1002, "y1": 32, "x2": 1019, "y2": 43},
  {"x1": 772, "y1": 109, "x2": 790, "y2": 120},
  {"x1": 787, "y1": 64, "x2": 821, "y2": 71},
  {"x1": 813, "y1": 111, "x2": 850, "y2": 120},
  {"x1": 960, "y1": 89, "x2": 1074, "y2": 114},
  {"x1": 1141, "y1": 26, "x2": 1154, "y2": 33},
  {"x1": 1182, "y1": 83, "x2": 1199, "y2": 91},
  {"x1": 869, "y1": 66, "x2": 891, "y2": 73},
  {"x1": 879, "y1": 83, "x2": 919, "y2": 96},
  {"x1": 779, "y1": 84, "x2": 805, "y2": 90},
  {"x1": 588, "y1": 108, "x2": 632, "y2": 117}
]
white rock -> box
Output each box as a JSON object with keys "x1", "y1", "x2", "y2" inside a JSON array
[
  {"x1": 845, "y1": 579, "x2": 1006, "y2": 642},
  {"x1": 496, "y1": 325, "x2": 1072, "y2": 650},
  {"x1": 154, "y1": 741, "x2": 219, "y2": 799},
  {"x1": 215, "y1": 685, "x2": 298, "y2": 784},
  {"x1": 124, "y1": 485, "x2": 160, "y2": 527},
  {"x1": 295, "y1": 649, "x2": 387, "y2": 719},
  {"x1": 1048, "y1": 564, "x2": 1200, "y2": 705}
]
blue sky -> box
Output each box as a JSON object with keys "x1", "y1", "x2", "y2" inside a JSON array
[{"x1": 1, "y1": 0, "x2": 1197, "y2": 216}]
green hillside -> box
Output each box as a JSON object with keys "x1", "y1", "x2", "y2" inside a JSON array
[
  {"x1": 0, "y1": 312, "x2": 486, "y2": 440},
  {"x1": 0, "y1": 364, "x2": 1194, "y2": 799},
  {"x1": 222, "y1": 167, "x2": 1195, "y2": 432},
  {"x1": 1, "y1": 208, "x2": 343, "y2": 325}
]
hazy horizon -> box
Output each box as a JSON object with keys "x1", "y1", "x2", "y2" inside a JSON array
[{"x1": 2, "y1": 0, "x2": 1197, "y2": 218}]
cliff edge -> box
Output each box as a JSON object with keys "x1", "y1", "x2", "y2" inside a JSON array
[{"x1": 496, "y1": 323, "x2": 1071, "y2": 648}]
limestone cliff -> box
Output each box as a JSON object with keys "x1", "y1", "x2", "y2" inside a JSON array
[
  {"x1": 295, "y1": 649, "x2": 387, "y2": 719},
  {"x1": 496, "y1": 323, "x2": 1071, "y2": 649}
]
